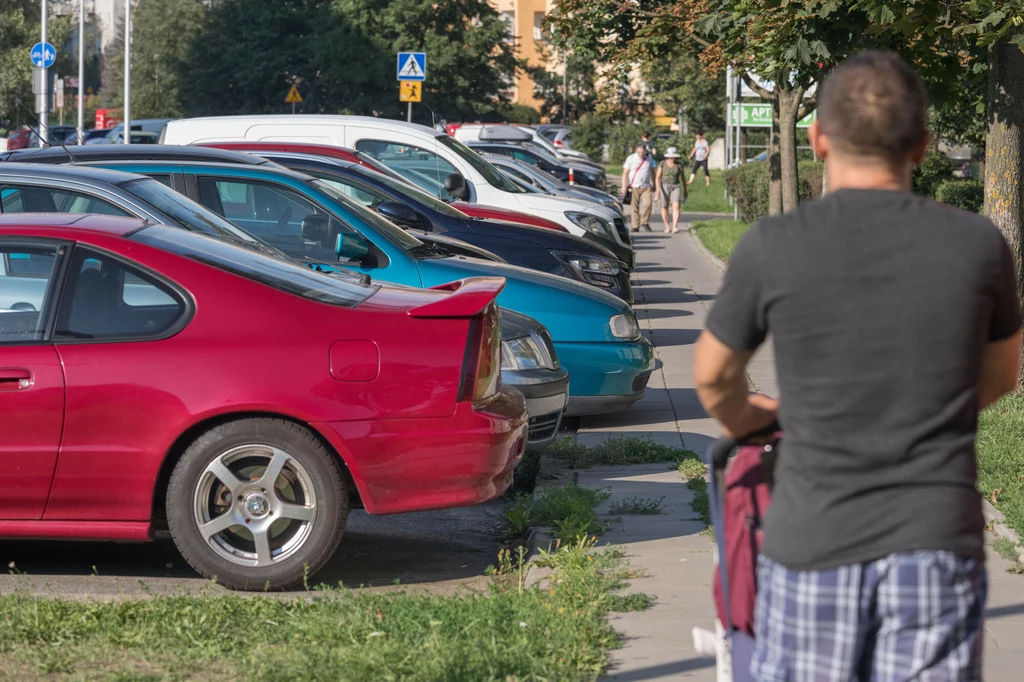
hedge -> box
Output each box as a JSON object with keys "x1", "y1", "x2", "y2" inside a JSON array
[
  {"x1": 913, "y1": 153, "x2": 956, "y2": 198},
  {"x1": 722, "y1": 160, "x2": 825, "y2": 222},
  {"x1": 935, "y1": 179, "x2": 984, "y2": 213}
]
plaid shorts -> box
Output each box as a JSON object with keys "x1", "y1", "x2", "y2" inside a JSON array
[{"x1": 752, "y1": 551, "x2": 986, "y2": 682}]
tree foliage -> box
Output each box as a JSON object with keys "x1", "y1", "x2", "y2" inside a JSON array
[
  {"x1": 528, "y1": 49, "x2": 598, "y2": 124},
  {"x1": 0, "y1": 1, "x2": 76, "y2": 128},
  {"x1": 131, "y1": 0, "x2": 205, "y2": 118},
  {"x1": 642, "y1": 51, "x2": 725, "y2": 132}
]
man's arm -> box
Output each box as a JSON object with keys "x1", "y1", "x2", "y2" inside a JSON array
[
  {"x1": 694, "y1": 330, "x2": 778, "y2": 437},
  {"x1": 621, "y1": 156, "x2": 631, "y2": 195},
  {"x1": 979, "y1": 330, "x2": 1021, "y2": 411}
]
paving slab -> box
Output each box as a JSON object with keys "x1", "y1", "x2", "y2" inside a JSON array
[{"x1": 577, "y1": 213, "x2": 1024, "y2": 681}]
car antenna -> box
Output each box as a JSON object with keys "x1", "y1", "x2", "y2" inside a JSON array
[
  {"x1": 16, "y1": 98, "x2": 79, "y2": 165},
  {"x1": 426, "y1": 104, "x2": 449, "y2": 203}
]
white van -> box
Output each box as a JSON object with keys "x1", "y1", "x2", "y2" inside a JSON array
[
  {"x1": 161, "y1": 115, "x2": 631, "y2": 252},
  {"x1": 454, "y1": 123, "x2": 592, "y2": 162}
]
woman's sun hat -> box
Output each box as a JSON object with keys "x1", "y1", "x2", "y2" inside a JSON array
[{"x1": 664, "y1": 147, "x2": 681, "y2": 158}]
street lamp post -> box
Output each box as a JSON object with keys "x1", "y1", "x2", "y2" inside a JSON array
[
  {"x1": 123, "y1": 0, "x2": 130, "y2": 144},
  {"x1": 77, "y1": 0, "x2": 84, "y2": 144}
]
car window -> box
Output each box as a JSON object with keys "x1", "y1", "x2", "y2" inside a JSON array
[
  {"x1": 55, "y1": 247, "x2": 186, "y2": 341},
  {"x1": 195, "y1": 176, "x2": 356, "y2": 263},
  {"x1": 348, "y1": 166, "x2": 468, "y2": 218},
  {"x1": 435, "y1": 135, "x2": 524, "y2": 193},
  {"x1": 309, "y1": 179, "x2": 427, "y2": 252},
  {"x1": 318, "y1": 176, "x2": 384, "y2": 209},
  {"x1": 355, "y1": 139, "x2": 461, "y2": 200},
  {"x1": 0, "y1": 243, "x2": 61, "y2": 343},
  {"x1": 131, "y1": 224, "x2": 379, "y2": 307},
  {"x1": 147, "y1": 174, "x2": 173, "y2": 188},
  {"x1": 0, "y1": 185, "x2": 129, "y2": 216}
]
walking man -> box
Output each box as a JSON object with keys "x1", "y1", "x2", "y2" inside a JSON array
[
  {"x1": 622, "y1": 142, "x2": 655, "y2": 232},
  {"x1": 687, "y1": 130, "x2": 711, "y2": 187},
  {"x1": 694, "y1": 51, "x2": 1021, "y2": 681}
]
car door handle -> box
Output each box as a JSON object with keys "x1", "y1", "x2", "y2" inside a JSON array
[{"x1": 0, "y1": 368, "x2": 32, "y2": 390}]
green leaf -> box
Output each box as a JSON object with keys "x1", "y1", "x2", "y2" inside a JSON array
[{"x1": 981, "y1": 10, "x2": 1007, "y2": 30}]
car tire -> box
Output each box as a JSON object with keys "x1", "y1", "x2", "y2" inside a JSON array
[{"x1": 166, "y1": 418, "x2": 348, "y2": 590}]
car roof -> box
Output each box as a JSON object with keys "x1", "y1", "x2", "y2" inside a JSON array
[
  {"x1": 168, "y1": 114, "x2": 444, "y2": 138},
  {"x1": 0, "y1": 213, "x2": 147, "y2": 236},
  {"x1": 203, "y1": 141, "x2": 361, "y2": 160},
  {"x1": 0, "y1": 163, "x2": 145, "y2": 184},
  {"x1": 256, "y1": 151, "x2": 359, "y2": 170},
  {"x1": 1, "y1": 144, "x2": 270, "y2": 166},
  {"x1": 88, "y1": 159, "x2": 319, "y2": 183}
]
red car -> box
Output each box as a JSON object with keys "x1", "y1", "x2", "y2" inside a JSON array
[
  {"x1": 0, "y1": 214, "x2": 526, "y2": 590},
  {"x1": 199, "y1": 141, "x2": 568, "y2": 232},
  {"x1": 6, "y1": 127, "x2": 36, "y2": 151}
]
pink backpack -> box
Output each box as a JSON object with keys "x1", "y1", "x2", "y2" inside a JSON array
[{"x1": 711, "y1": 443, "x2": 774, "y2": 635}]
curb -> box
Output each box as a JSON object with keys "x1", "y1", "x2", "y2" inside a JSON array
[
  {"x1": 687, "y1": 226, "x2": 727, "y2": 272},
  {"x1": 983, "y1": 500, "x2": 1024, "y2": 563}
]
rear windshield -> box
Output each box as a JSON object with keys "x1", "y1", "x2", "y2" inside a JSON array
[
  {"x1": 119, "y1": 178, "x2": 259, "y2": 243},
  {"x1": 131, "y1": 224, "x2": 378, "y2": 307}
]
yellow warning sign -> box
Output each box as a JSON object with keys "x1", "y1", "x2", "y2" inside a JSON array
[
  {"x1": 400, "y1": 81, "x2": 422, "y2": 103},
  {"x1": 285, "y1": 85, "x2": 303, "y2": 104}
]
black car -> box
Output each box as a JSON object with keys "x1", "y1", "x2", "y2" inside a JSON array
[
  {"x1": 249, "y1": 151, "x2": 632, "y2": 302},
  {"x1": 467, "y1": 141, "x2": 606, "y2": 189}
]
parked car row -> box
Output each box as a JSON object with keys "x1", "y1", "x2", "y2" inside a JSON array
[{"x1": 0, "y1": 114, "x2": 652, "y2": 591}]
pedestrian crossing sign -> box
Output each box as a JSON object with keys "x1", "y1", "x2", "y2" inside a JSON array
[
  {"x1": 400, "y1": 81, "x2": 422, "y2": 102},
  {"x1": 285, "y1": 86, "x2": 303, "y2": 104},
  {"x1": 397, "y1": 52, "x2": 427, "y2": 82}
]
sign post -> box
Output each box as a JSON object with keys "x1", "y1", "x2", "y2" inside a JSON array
[
  {"x1": 77, "y1": 0, "x2": 84, "y2": 143},
  {"x1": 397, "y1": 51, "x2": 426, "y2": 123},
  {"x1": 285, "y1": 85, "x2": 302, "y2": 114},
  {"x1": 123, "y1": 0, "x2": 131, "y2": 144},
  {"x1": 32, "y1": 2, "x2": 56, "y2": 147}
]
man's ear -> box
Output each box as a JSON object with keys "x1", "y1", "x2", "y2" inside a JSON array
[
  {"x1": 808, "y1": 120, "x2": 830, "y2": 161},
  {"x1": 911, "y1": 131, "x2": 932, "y2": 165}
]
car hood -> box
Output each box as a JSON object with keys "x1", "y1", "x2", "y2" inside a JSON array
[
  {"x1": 416, "y1": 255, "x2": 633, "y2": 344},
  {"x1": 501, "y1": 308, "x2": 547, "y2": 340},
  {"x1": 461, "y1": 218, "x2": 618, "y2": 260}
]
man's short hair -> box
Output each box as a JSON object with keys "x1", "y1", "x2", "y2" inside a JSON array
[
  {"x1": 636, "y1": 142, "x2": 646, "y2": 149},
  {"x1": 642, "y1": 131, "x2": 651, "y2": 138},
  {"x1": 696, "y1": 129, "x2": 705, "y2": 136},
  {"x1": 818, "y1": 50, "x2": 928, "y2": 164}
]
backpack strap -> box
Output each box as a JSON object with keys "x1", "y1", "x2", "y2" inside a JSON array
[{"x1": 627, "y1": 156, "x2": 645, "y2": 188}]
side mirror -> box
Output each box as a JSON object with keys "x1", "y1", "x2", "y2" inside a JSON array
[
  {"x1": 335, "y1": 232, "x2": 371, "y2": 262},
  {"x1": 301, "y1": 214, "x2": 331, "y2": 243},
  {"x1": 444, "y1": 172, "x2": 470, "y2": 201},
  {"x1": 375, "y1": 201, "x2": 420, "y2": 229}
]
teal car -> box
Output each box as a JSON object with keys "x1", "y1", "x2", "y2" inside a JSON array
[{"x1": 81, "y1": 161, "x2": 654, "y2": 415}]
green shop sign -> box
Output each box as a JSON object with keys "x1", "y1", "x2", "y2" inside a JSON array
[{"x1": 728, "y1": 103, "x2": 816, "y2": 128}]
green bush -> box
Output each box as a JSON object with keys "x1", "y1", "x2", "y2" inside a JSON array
[
  {"x1": 723, "y1": 161, "x2": 769, "y2": 222},
  {"x1": 935, "y1": 179, "x2": 984, "y2": 213},
  {"x1": 799, "y1": 160, "x2": 825, "y2": 202},
  {"x1": 723, "y1": 159, "x2": 826, "y2": 222},
  {"x1": 502, "y1": 103, "x2": 541, "y2": 125},
  {"x1": 606, "y1": 119, "x2": 656, "y2": 165},
  {"x1": 913, "y1": 153, "x2": 955, "y2": 198},
  {"x1": 570, "y1": 114, "x2": 609, "y2": 161}
]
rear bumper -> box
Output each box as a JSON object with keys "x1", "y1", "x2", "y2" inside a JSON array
[
  {"x1": 555, "y1": 338, "x2": 655, "y2": 414},
  {"x1": 502, "y1": 366, "x2": 570, "y2": 450},
  {"x1": 312, "y1": 388, "x2": 528, "y2": 515}
]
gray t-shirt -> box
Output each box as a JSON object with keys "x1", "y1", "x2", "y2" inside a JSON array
[{"x1": 706, "y1": 189, "x2": 1021, "y2": 571}]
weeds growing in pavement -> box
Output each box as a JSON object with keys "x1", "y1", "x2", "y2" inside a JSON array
[
  {"x1": 0, "y1": 537, "x2": 649, "y2": 681},
  {"x1": 546, "y1": 436, "x2": 700, "y2": 469},
  {"x1": 605, "y1": 592, "x2": 656, "y2": 612},
  {"x1": 501, "y1": 484, "x2": 612, "y2": 543},
  {"x1": 608, "y1": 496, "x2": 665, "y2": 515},
  {"x1": 686, "y1": 477, "x2": 712, "y2": 533},
  {"x1": 677, "y1": 458, "x2": 707, "y2": 480},
  {"x1": 990, "y1": 537, "x2": 1024, "y2": 574}
]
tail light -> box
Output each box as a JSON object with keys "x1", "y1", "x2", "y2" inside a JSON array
[{"x1": 458, "y1": 303, "x2": 501, "y2": 403}]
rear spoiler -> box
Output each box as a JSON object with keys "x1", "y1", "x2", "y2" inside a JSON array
[{"x1": 407, "y1": 277, "x2": 505, "y2": 318}]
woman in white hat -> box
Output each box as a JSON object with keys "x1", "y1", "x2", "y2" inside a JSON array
[{"x1": 656, "y1": 147, "x2": 687, "y2": 234}]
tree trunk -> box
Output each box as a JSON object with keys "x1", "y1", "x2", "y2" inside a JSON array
[
  {"x1": 985, "y1": 33, "x2": 1024, "y2": 380},
  {"x1": 778, "y1": 88, "x2": 801, "y2": 212},
  {"x1": 769, "y1": 96, "x2": 783, "y2": 215}
]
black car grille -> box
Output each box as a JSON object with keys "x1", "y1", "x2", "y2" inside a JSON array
[
  {"x1": 528, "y1": 411, "x2": 561, "y2": 443},
  {"x1": 632, "y1": 373, "x2": 651, "y2": 393},
  {"x1": 614, "y1": 218, "x2": 631, "y2": 245}
]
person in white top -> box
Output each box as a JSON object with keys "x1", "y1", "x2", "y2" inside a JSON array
[
  {"x1": 687, "y1": 129, "x2": 712, "y2": 188},
  {"x1": 621, "y1": 142, "x2": 656, "y2": 232}
]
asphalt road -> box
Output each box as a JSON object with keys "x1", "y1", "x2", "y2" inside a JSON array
[{"x1": 0, "y1": 500, "x2": 509, "y2": 598}]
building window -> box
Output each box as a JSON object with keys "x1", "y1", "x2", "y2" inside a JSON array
[
  {"x1": 499, "y1": 11, "x2": 515, "y2": 44},
  {"x1": 534, "y1": 12, "x2": 546, "y2": 41}
]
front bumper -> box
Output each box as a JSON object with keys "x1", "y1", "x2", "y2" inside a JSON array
[
  {"x1": 555, "y1": 338, "x2": 655, "y2": 416},
  {"x1": 312, "y1": 388, "x2": 528, "y2": 515},
  {"x1": 501, "y1": 366, "x2": 570, "y2": 450}
]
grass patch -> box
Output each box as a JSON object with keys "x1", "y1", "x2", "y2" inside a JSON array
[
  {"x1": 683, "y1": 174, "x2": 733, "y2": 213},
  {"x1": 692, "y1": 219, "x2": 751, "y2": 262},
  {"x1": 502, "y1": 484, "x2": 611, "y2": 544},
  {"x1": 977, "y1": 393, "x2": 1024, "y2": 538},
  {"x1": 604, "y1": 592, "x2": 655, "y2": 612},
  {"x1": 991, "y1": 537, "x2": 1020, "y2": 563},
  {"x1": 0, "y1": 538, "x2": 648, "y2": 682},
  {"x1": 608, "y1": 496, "x2": 665, "y2": 515},
  {"x1": 546, "y1": 436, "x2": 699, "y2": 469},
  {"x1": 677, "y1": 458, "x2": 707, "y2": 480},
  {"x1": 508, "y1": 447, "x2": 543, "y2": 496},
  {"x1": 686, "y1": 477, "x2": 712, "y2": 530}
]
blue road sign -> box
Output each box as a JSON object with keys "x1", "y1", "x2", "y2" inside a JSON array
[
  {"x1": 397, "y1": 52, "x2": 426, "y2": 82},
  {"x1": 30, "y1": 42, "x2": 57, "y2": 69}
]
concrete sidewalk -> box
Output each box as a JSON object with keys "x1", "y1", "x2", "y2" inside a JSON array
[{"x1": 576, "y1": 213, "x2": 1024, "y2": 681}]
